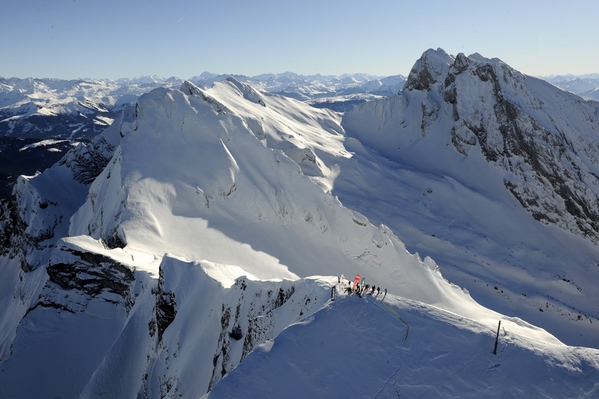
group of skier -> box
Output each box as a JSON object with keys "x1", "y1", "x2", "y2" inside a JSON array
[
  {"x1": 339, "y1": 273, "x2": 384, "y2": 299},
  {"x1": 348, "y1": 283, "x2": 380, "y2": 297}
]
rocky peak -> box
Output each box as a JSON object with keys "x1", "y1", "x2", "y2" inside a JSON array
[
  {"x1": 405, "y1": 48, "x2": 454, "y2": 91},
  {"x1": 346, "y1": 49, "x2": 599, "y2": 243}
]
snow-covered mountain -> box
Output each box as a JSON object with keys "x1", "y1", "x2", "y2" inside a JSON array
[
  {"x1": 1, "y1": 51, "x2": 599, "y2": 398},
  {"x1": 0, "y1": 73, "x2": 404, "y2": 200},
  {"x1": 345, "y1": 49, "x2": 599, "y2": 243}
]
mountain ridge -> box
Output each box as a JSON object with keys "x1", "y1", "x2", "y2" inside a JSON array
[{"x1": 1, "y1": 49, "x2": 599, "y2": 397}]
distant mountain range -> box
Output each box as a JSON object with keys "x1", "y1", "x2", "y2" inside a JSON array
[
  {"x1": 0, "y1": 73, "x2": 405, "y2": 140},
  {"x1": 543, "y1": 73, "x2": 599, "y2": 101}
]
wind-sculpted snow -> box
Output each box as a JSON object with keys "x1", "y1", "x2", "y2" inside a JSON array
[{"x1": 1, "y1": 53, "x2": 599, "y2": 397}]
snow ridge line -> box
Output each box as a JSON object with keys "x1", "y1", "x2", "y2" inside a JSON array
[{"x1": 366, "y1": 295, "x2": 410, "y2": 342}]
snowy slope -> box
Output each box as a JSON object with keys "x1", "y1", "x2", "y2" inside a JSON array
[
  {"x1": 0, "y1": 137, "x2": 76, "y2": 198},
  {"x1": 205, "y1": 293, "x2": 599, "y2": 399},
  {"x1": 0, "y1": 234, "x2": 336, "y2": 398},
  {"x1": 0, "y1": 52, "x2": 598, "y2": 398}
]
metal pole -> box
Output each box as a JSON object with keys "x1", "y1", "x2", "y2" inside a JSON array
[{"x1": 493, "y1": 320, "x2": 501, "y2": 355}]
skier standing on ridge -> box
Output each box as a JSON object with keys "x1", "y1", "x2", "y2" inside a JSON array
[{"x1": 352, "y1": 273, "x2": 361, "y2": 291}]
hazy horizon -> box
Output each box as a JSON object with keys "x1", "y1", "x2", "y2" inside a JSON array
[{"x1": 2, "y1": 0, "x2": 598, "y2": 80}]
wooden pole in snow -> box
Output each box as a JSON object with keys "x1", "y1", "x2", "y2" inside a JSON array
[{"x1": 493, "y1": 320, "x2": 501, "y2": 355}]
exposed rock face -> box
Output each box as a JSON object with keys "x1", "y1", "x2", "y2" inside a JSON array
[
  {"x1": 32, "y1": 246, "x2": 135, "y2": 314},
  {"x1": 153, "y1": 265, "x2": 177, "y2": 342},
  {"x1": 444, "y1": 53, "x2": 599, "y2": 241},
  {"x1": 405, "y1": 48, "x2": 454, "y2": 91},
  {"x1": 141, "y1": 257, "x2": 330, "y2": 397},
  {"x1": 205, "y1": 276, "x2": 321, "y2": 393},
  {"x1": 46, "y1": 249, "x2": 134, "y2": 299},
  {"x1": 0, "y1": 194, "x2": 29, "y2": 266},
  {"x1": 345, "y1": 49, "x2": 599, "y2": 243}
]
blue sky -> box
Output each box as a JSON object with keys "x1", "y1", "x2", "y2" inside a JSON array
[{"x1": 2, "y1": 0, "x2": 598, "y2": 79}]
